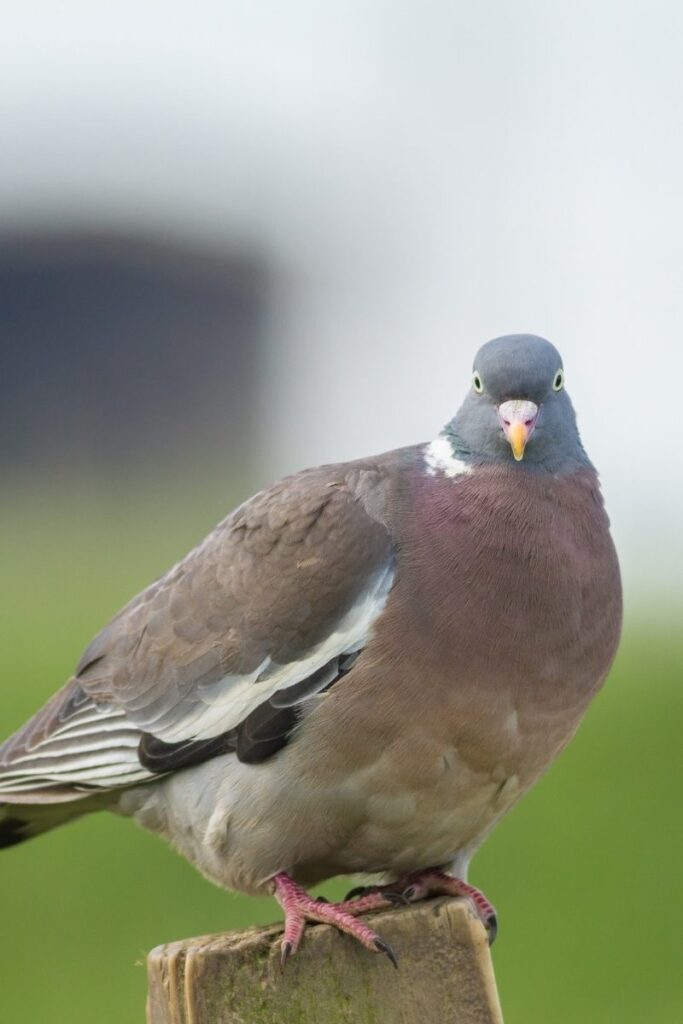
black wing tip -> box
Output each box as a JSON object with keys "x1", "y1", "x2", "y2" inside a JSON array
[{"x1": 0, "y1": 815, "x2": 30, "y2": 849}]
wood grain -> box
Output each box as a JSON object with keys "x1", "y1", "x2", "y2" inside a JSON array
[{"x1": 147, "y1": 897, "x2": 504, "y2": 1024}]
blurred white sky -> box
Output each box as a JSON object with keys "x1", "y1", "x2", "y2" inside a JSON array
[{"x1": 2, "y1": 1, "x2": 682, "y2": 608}]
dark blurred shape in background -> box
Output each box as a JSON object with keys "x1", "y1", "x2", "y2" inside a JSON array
[{"x1": 0, "y1": 233, "x2": 267, "y2": 477}]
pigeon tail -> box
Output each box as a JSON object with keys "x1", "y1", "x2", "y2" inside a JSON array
[{"x1": 0, "y1": 799, "x2": 91, "y2": 849}]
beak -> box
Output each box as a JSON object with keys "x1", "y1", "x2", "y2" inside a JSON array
[{"x1": 497, "y1": 400, "x2": 539, "y2": 461}]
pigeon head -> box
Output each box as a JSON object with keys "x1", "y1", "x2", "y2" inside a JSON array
[{"x1": 445, "y1": 334, "x2": 591, "y2": 473}]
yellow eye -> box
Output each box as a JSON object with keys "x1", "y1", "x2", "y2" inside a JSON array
[
  {"x1": 552, "y1": 369, "x2": 565, "y2": 391},
  {"x1": 472, "y1": 372, "x2": 484, "y2": 394}
]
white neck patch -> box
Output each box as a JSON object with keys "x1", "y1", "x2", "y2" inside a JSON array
[{"x1": 424, "y1": 436, "x2": 472, "y2": 479}]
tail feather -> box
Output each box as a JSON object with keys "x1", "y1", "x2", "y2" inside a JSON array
[{"x1": 0, "y1": 798, "x2": 95, "y2": 849}]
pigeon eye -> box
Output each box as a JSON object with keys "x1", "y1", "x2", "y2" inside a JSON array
[
  {"x1": 472, "y1": 372, "x2": 484, "y2": 394},
  {"x1": 552, "y1": 369, "x2": 564, "y2": 391}
]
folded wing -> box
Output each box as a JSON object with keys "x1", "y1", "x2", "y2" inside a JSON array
[{"x1": 0, "y1": 460, "x2": 396, "y2": 802}]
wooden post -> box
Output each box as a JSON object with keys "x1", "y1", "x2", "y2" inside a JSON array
[{"x1": 147, "y1": 897, "x2": 504, "y2": 1024}]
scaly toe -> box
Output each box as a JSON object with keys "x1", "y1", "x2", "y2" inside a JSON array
[
  {"x1": 334, "y1": 890, "x2": 396, "y2": 916},
  {"x1": 272, "y1": 872, "x2": 400, "y2": 965},
  {"x1": 387, "y1": 868, "x2": 499, "y2": 942}
]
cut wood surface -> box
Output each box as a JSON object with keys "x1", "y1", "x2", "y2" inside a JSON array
[{"x1": 147, "y1": 896, "x2": 504, "y2": 1024}]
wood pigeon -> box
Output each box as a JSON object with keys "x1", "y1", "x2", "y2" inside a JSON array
[{"x1": 0, "y1": 334, "x2": 622, "y2": 967}]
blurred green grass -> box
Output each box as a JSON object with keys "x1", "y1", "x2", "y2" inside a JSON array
[{"x1": 1, "y1": 478, "x2": 681, "y2": 1023}]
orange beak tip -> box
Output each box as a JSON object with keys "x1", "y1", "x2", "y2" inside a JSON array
[{"x1": 508, "y1": 423, "x2": 528, "y2": 461}]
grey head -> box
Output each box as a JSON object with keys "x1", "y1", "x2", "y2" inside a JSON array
[{"x1": 444, "y1": 334, "x2": 592, "y2": 473}]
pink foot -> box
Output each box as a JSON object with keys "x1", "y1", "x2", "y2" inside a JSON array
[
  {"x1": 398, "y1": 868, "x2": 498, "y2": 943},
  {"x1": 271, "y1": 873, "x2": 399, "y2": 969}
]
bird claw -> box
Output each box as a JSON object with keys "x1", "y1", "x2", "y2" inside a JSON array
[
  {"x1": 374, "y1": 937, "x2": 399, "y2": 969},
  {"x1": 383, "y1": 889, "x2": 412, "y2": 906},
  {"x1": 485, "y1": 912, "x2": 498, "y2": 946},
  {"x1": 343, "y1": 884, "x2": 378, "y2": 901},
  {"x1": 280, "y1": 940, "x2": 293, "y2": 971},
  {"x1": 387, "y1": 868, "x2": 498, "y2": 942},
  {"x1": 272, "y1": 873, "x2": 399, "y2": 968},
  {"x1": 273, "y1": 869, "x2": 494, "y2": 968}
]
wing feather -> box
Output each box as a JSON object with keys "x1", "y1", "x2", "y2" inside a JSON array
[
  {"x1": 78, "y1": 462, "x2": 395, "y2": 745},
  {"x1": 0, "y1": 456, "x2": 398, "y2": 799},
  {"x1": 0, "y1": 682, "x2": 150, "y2": 798}
]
